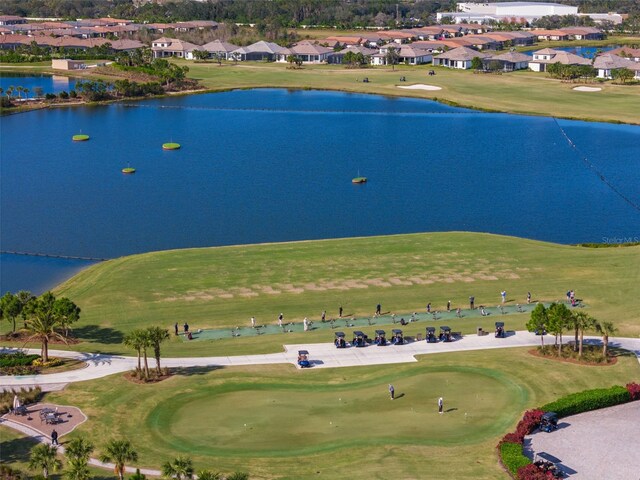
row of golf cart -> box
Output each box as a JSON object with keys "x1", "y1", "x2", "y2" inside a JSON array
[{"x1": 334, "y1": 326, "x2": 458, "y2": 348}]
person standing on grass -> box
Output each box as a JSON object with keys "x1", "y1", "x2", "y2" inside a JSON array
[
  {"x1": 438, "y1": 397, "x2": 443, "y2": 414},
  {"x1": 251, "y1": 317, "x2": 256, "y2": 328},
  {"x1": 183, "y1": 322, "x2": 189, "y2": 334},
  {"x1": 321, "y1": 310, "x2": 326, "y2": 322},
  {"x1": 278, "y1": 313, "x2": 283, "y2": 328},
  {"x1": 51, "y1": 429, "x2": 58, "y2": 446},
  {"x1": 174, "y1": 322, "x2": 179, "y2": 336},
  {"x1": 527, "y1": 292, "x2": 531, "y2": 304},
  {"x1": 501, "y1": 291, "x2": 507, "y2": 304},
  {"x1": 469, "y1": 296, "x2": 475, "y2": 309},
  {"x1": 376, "y1": 303, "x2": 381, "y2": 316},
  {"x1": 303, "y1": 317, "x2": 309, "y2": 331},
  {"x1": 389, "y1": 384, "x2": 395, "y2": 400},
  {"x1": 339, "y1": 306, "x2": 343, "y2": 318},
  {"x1": 447, "y1": 300, "x2": 451, "y2": 312}
]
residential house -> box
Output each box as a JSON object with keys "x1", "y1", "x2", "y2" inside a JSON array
[
  {"x1": 528, "y1": 48, "x2": 591, "y2": 72},
  {"x1": 483, "y1": 51, "x2": 531, "y2": 71},
  {"x1": 559, "y1": 27, "x2": 603, "y2": 41},
  {"x1": 372, "y1": 44, "x2": 433, "y2": 66},
  {"x1": 379, "y1": 30, "x2": 415, "y2": 44},
  {"x1": 432, "y1": 46, "x2": 491, "y2": 69},
  {"x1": 608, "y1": 47, "x2": 640, "y2": 62},
  {"x1": 151, "y1": 37, "x2": 200, "y2": 59},
  {"x1": 325, "y1": 36, "x2": 365, "y2": 47},
  {"x1": 277, "y1": 41, "x2": 333, "y2": 63},
  {"x1": 530, "y1": 29, "x2": 570, "y2": 41},
  {"x1": 231, "y1": 40, "x2": 287, "y2": 61},
  {"x1": 593, "y1": 53, "x2": 639, "y2": 79},
  {"x1": 328, "y1": 45, "x2": 378, "y2": 64},
  {"x1": 449, "y1": 35, "x2": 501, "y2": 50},
  {"x1": 201, "y1": 39, "x2": 239, "y2": 60},
  {"x1": 0, "y1": 15, "x2": 27, "y2": 26}
]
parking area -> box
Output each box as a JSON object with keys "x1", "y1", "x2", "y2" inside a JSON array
[{"x1": 526, "y1": 401, "x2": 640, "y2": 479}]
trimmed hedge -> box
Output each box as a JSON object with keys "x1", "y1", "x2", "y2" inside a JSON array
[
  {"x1": 500, "y1": 442, "x2": 531, "y2": 476},
  {"x1": 0, "y1": 353, "x2": 39, "y2": 368},
  {"x1": 540, "y1": 385, "x2": 630, "y2": 418}
]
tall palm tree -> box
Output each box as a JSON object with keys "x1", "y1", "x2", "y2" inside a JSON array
[
  {"x1": 595, "y1": 320, "x2": 617, "y2": 357},
  {"x1": 162, "y1": 456, "x2": 194, "y2": 480},
  {"x1": 572, "y1": 312, "x2": 596, "y2": 357},
  {"x1": 0, "y1": 292, "x2": 21, "y2": 333},
  {"x1": 24, "y1": 292, "x2": 68, "y2": 362},
  {"x1": 147, "y1": 326, "x2": 170, "y2": 374},
  {"x1": 196, "y1": 470, "x2": 221, "y2": 480},
  {"x1": 28, "y1": 444, "x2": 62, "y2": 479},
  {"x1": 16, "y1": 290, "x2": 35, "y2": 328},
  {"x1": 124, "y1": 329, "x2": 150, "y2": 378},
  {"x1": 99, "y1": 439, "x2": 138, "y2": 480},
  {"x1": 15, "y1": 86, "x2": 24, "y2": 99}
]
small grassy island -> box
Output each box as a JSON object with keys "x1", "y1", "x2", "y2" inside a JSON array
[
  {"x1": 72, "y1": 134, "x2": 90, "y2": 141},
  {"x1": 121, "y1": 167, "x2": 136, "y2": 174},
  {"x1": 352, "y1": 176, "x2": 367, "y2": 184},
  {"x1": 162, "y1": 142, "x2": 181, "y2": 150}
]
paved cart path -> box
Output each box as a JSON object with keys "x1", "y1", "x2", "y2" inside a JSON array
[{"x1": 2, "y1": 332, "x2": 639, "y2": 391}]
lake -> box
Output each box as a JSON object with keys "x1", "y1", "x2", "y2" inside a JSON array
[
  {"x1": 1, "y1": 88, "x2": 639, "y2": 294},
  {"x1": 0, "y1": 72, "x2": 78, "y2": 95}
]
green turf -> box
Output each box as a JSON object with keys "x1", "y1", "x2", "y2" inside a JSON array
[
  {"x1": 47, "y1": 232, "x2": 640, "y2": 357},
  {"x1": 44, "y1": 347, "x2": 639, "y2": 480}
]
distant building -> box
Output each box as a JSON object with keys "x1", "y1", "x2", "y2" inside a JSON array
[
  {"x1": 51, "y1": 59, "x2": 87, "y2": 70},
  {"x1": 0, "y1": 15, "x2": 27, "y2": 26},
  {"x1": 528, "y1": 48, "x2": 591, "y2": 72},
  {"x1": 438, "y1": 2, "x2": 622, "y2": 25}
]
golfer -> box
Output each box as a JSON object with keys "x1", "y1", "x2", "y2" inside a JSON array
[
  {"x1": 389, "y1": 384, "x2": 395, "y2": 400},
  {"x1": 438, "y1": 397, "x2": 444, "y2": 414},
  {"x1": 51, "y1": 429, "x2": 58, "y2": 446}
]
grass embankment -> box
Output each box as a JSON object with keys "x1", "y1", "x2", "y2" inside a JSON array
[
  {"x1": 23, "y1": 347, "x2": 636, "y2": 480},
  {"x1": 48, "y1": 232, "x2": 640, "y2": 357},
  {"x1": 180, "y1": 59, "x2": 640, "y2": 124}
]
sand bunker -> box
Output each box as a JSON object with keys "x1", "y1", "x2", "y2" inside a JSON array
[
  {"x1": 398, "y1": 84, "x2": 442, "y2": 91},
  {"x1": 573, "y1": 86, "x2": 602, "y2": 92}
]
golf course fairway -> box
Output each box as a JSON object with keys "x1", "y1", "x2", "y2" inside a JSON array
[{"x1": 44, "y1": 347, "x2": 639, "y2": 480}]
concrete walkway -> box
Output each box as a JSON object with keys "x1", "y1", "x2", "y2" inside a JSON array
[{"x1": 2, "y1": 332, "x2": 639, "y2": 390}]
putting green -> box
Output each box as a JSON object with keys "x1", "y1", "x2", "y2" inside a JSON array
[{"x1": 147, "y1": 366, "x2": 524, "y2": 457}]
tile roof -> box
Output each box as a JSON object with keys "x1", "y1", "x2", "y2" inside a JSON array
[
  {"x1": 593, "y1": 53, "x2": 637, "y2": 70},
  {"x1": 201, "y1": 39, "x2": 238, "y2": 53},
  {"x1": 434, "y1": 46, "x2": 491, "y2": 61}
]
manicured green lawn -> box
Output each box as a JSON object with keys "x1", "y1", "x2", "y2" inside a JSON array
[
  {"x1": 180, "y1": 58, "x2": 640, "y2": 124},
  {"x1": 47, "y1": 232, "x2": 640, "y2": 357},
  {"x1": 44, "y1": 347, "x2": 639, "y2": 480}
]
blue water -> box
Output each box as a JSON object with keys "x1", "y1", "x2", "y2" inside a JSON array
[
  {"x1": 1, "y1": 88, "x2": 639, "y2": 294},
  {"x1": 0, "y1": 254, "x2": 95, "y2": 295},
  {"x1": 0, "y1": 73, "x2": 78, "y2": 95},
  {"x1": 522, "y1": 45, "x2": 618, "y2": 58}
]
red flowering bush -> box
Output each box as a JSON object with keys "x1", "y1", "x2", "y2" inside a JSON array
[
  {"x1": 500, "y1": 409, "x2": 545, "y2": 445},
  {"x1": 626, "y1": 382, "x2": 640, "y2": 401},
  {"x1": 517, "y1": 463, "x2": 554, "y2": 480}
]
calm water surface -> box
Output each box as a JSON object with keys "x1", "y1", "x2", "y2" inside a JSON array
[
  {"x1": 0, "y1": 73, "x2": 78, "y2": 95},
  {"x1": 1, "y1": 89, "x2": 639, "y2": 293}
]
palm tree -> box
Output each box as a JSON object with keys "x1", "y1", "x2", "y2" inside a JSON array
[
  {"x1": 196, "y1": 470, "x2": 221, "y2": 480},
  {"x1": 124, "y1": 329, "x2": 150, "y2": 378},
  {"x1": 24, "y1": 292, "x2": 68, "y2": 362},
  {"x1": 99, "y1": 439, "x2": 138, "y2": 480},
  {"x1": 572, "y1": 312, "x2": 596, "y2": 357},
  {"x1": 595, "y1": 320, "x2": 617, "y2": 357},
  {"x1": 147, "y1": 326, "x2": 170, "y2": 374},
  {"x1": 24, "y1": 87, "x2": 30, "y2": 99},
  {"x1": 15, "y1": 86, "x2": 24, "y2": 99},
  {"x1": 28, "y1": 444, "x2": 62, "y2": 479},
  {"x1": 64, "y1": 458, "x2": 91, "y2": 480},
  {"x1": 65, "y1": 437, "x2": 94, "y2": 462},
  {"x1": 16, "y1": 290, "x2": 35, "y2": 328},
  {"x1": 162, "y1": 456, "x2": 193, "y2": 480}
]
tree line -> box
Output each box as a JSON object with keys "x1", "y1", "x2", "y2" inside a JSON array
[{"x1": 23, "y1": 435, "x2": 249, "y2": 480}]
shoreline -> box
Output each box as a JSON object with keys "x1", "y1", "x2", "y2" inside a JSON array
[{"x1": 2, "y1": 64, "x2": 639, "y2": 125}]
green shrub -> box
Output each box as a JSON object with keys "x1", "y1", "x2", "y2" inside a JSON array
[
  {"x1": 500, "y1": 442, "x2": 531, "y2": 476},
  {"x1": 0, "y1": 353, "x2": 40, "y2": 368},
  {"x1": 541, "y1": 385, "x2": 630, "y2": 417}
]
